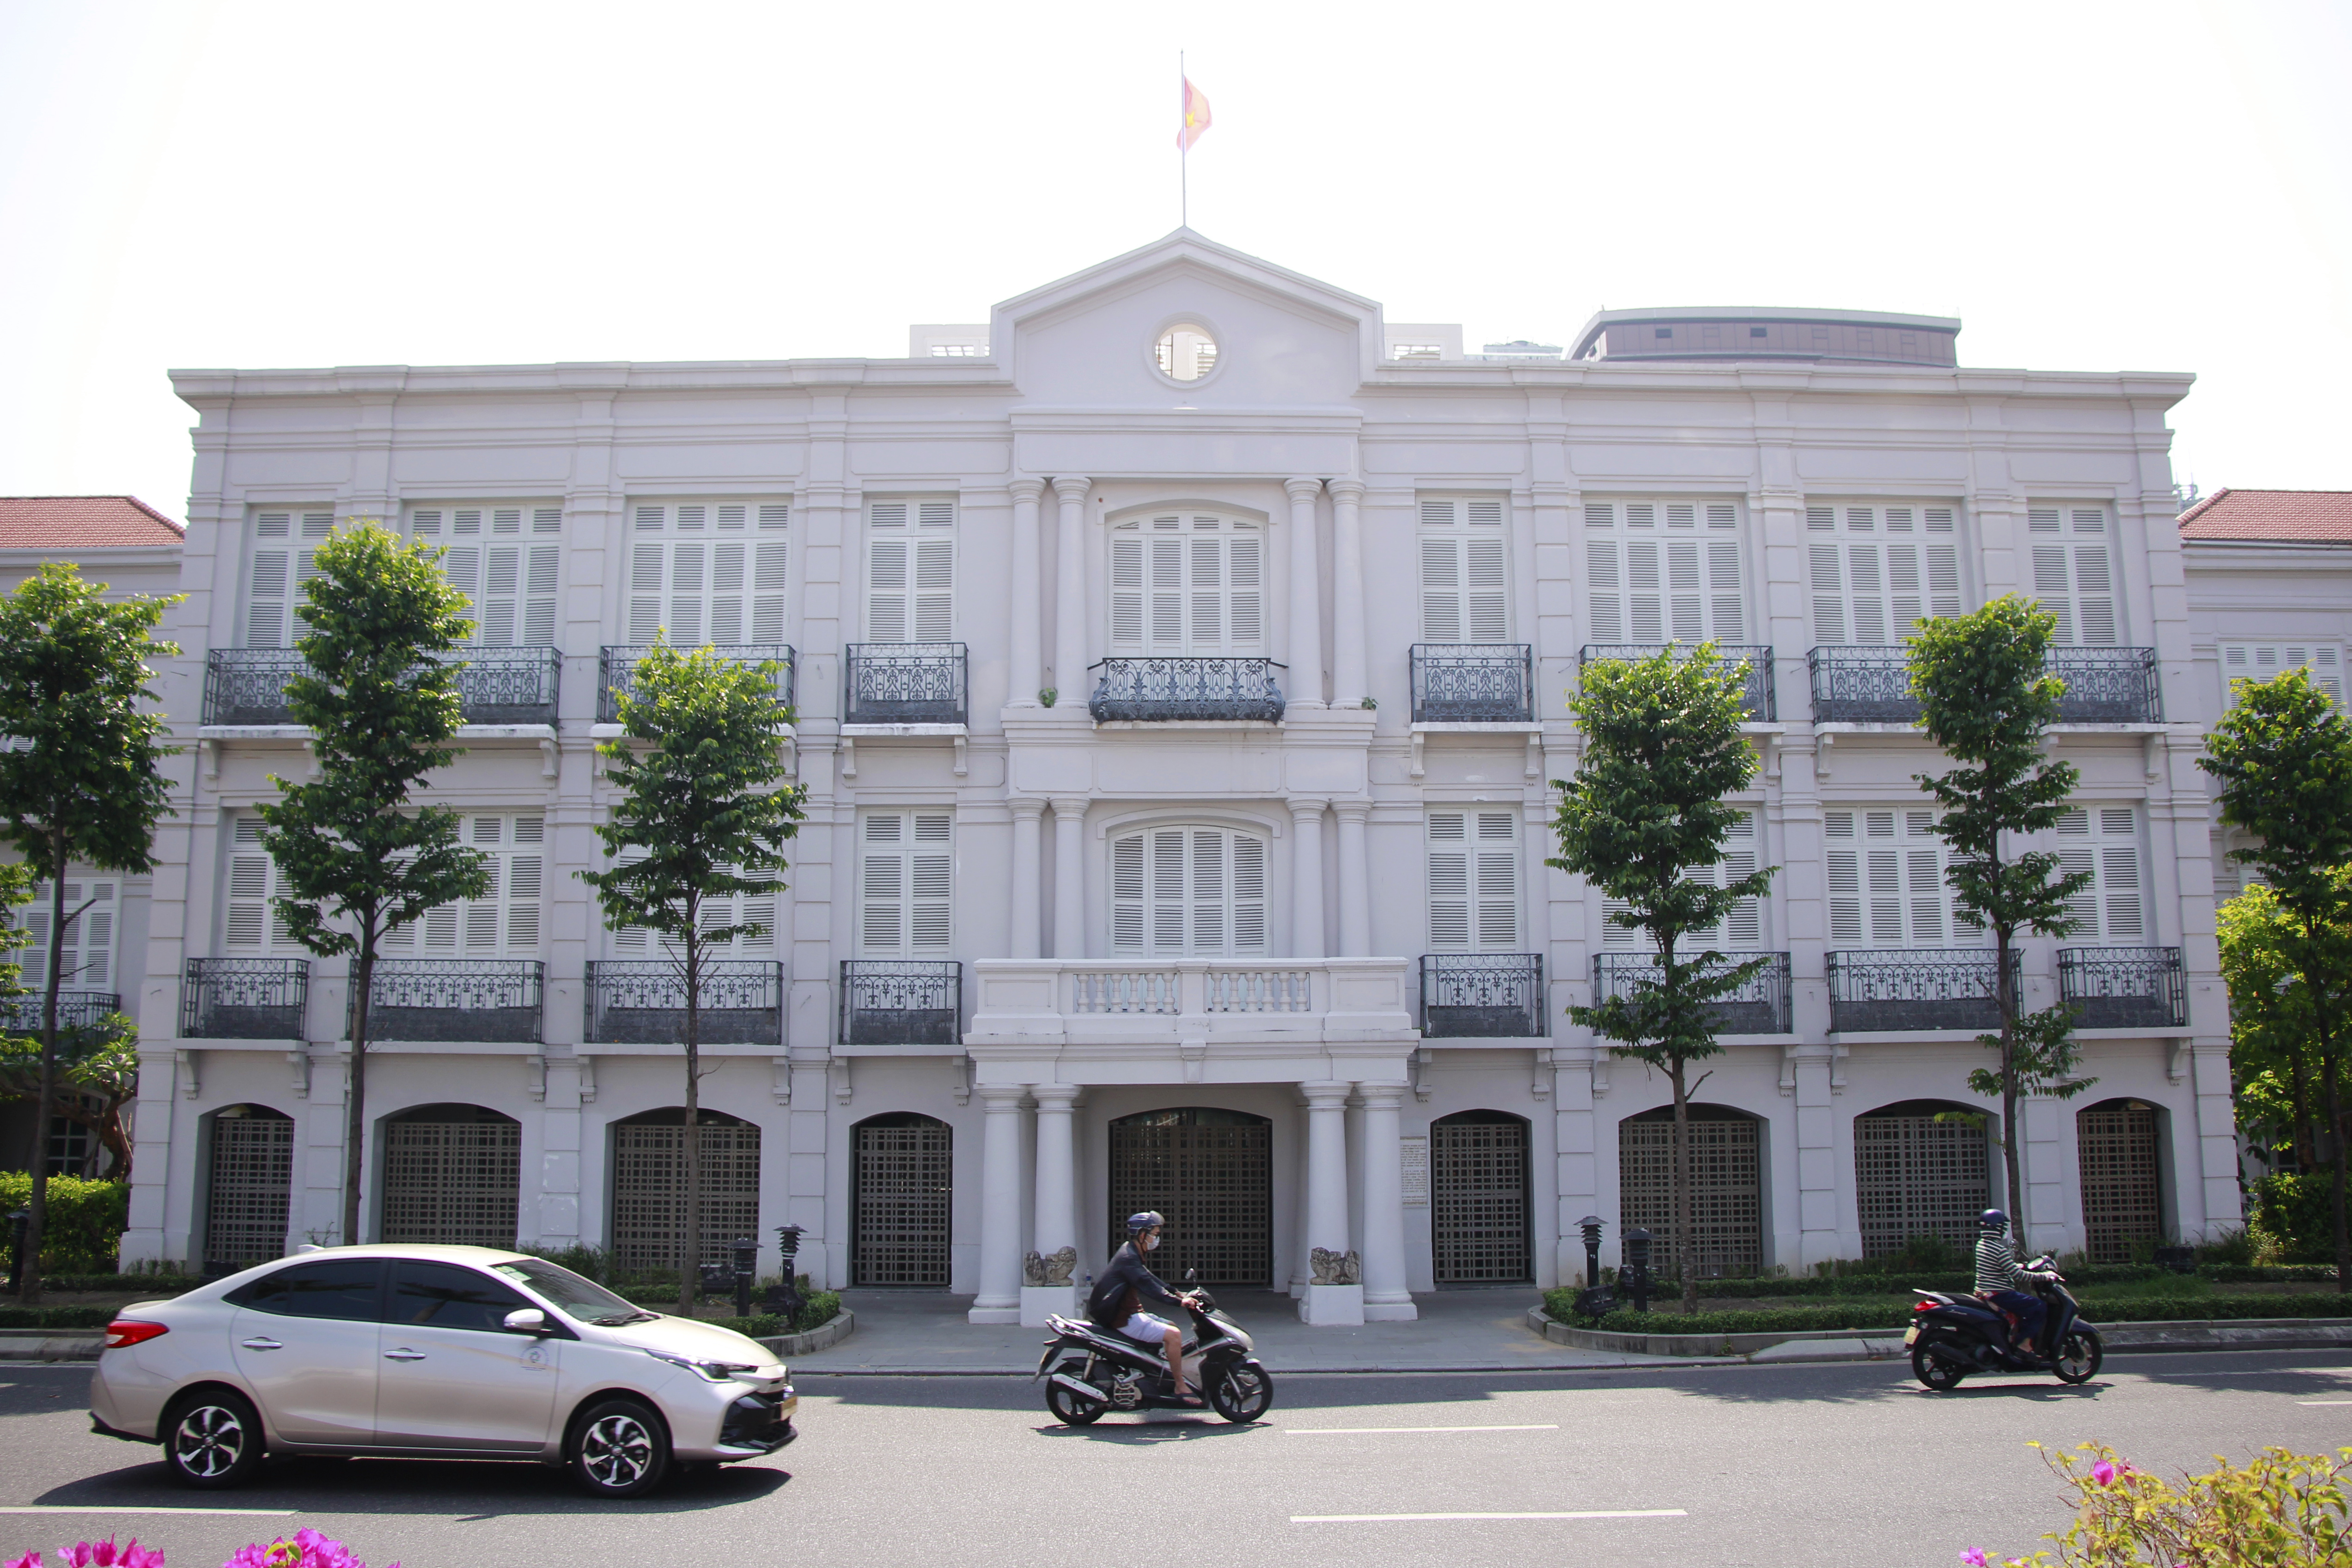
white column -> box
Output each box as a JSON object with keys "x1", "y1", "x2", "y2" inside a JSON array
[
  {"x1": 1290, "y1": 798, "x2": 1327, "y2": 959},
  {"x1": 1051, "y1": 796, "x2": 1087, "y2": 960},
  {"x1": 1008, "y1": 478, "x2": 1045, "y2": 706},
  {"x1": 1335, "y1": 801, "x2": 1371, "y2": 957},
  {"x1": 1052, "y1": 475, "x2": 1090, "y2": 700},
  {"x1": 1357, "y1": 1082, "x2": 1417, "y2": 1320},
  {"x1": 969, "y1": 1084, "x2": 1027, "y2": 1323},
  {"x1": 1299, "y1": 1080, "x2": 1363, "y2": 1324},
  {"x1": 1285, "y1": 477, "x2": 1325, "y2": 707},
  {"x1": 1009, "y1": 797, "x2": 1044, "y2": 960},
  {"x1": 1021, "y1": 1082, "x2": 1082, "y2": 1325},
  {"x1": 1328, "y1": 478, "x2": 1367, "y2": 708}
]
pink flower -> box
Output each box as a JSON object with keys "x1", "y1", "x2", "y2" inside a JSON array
[
  {"x1": 2091, "y1": 1459, "x2": 2123, "y2": 1486},
  {"x1": 1961, "y1": 1552, "x2": 1989, "y2": 1567},
  {"x1": 8, "y1": 1552, "x2": 41, "y2": 1568}
]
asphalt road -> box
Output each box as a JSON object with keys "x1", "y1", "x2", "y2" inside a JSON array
[{"x1": 5, "y1": 1351, "x2": 2351, "y2": 1568}]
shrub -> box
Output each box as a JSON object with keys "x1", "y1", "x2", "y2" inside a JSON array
[
  {"x1": 41, "y1": 1274, "x2": 203, "y2": 1295},
  {"x1": 2253, "y1": 1173, "x2": 2340, "y2": 1264},
  {"x1": 2199, "y1": 1226, "x2": 2261, "y2": 1267},
  {"x1": 1964, "y1": 1442, "x2": 2352, "y2": 1566},
  {"x1": 1544, "y1": 1293, "x2": 2352, "y2": 1339},
  {"x1": 711, "y1": 1291, "x2": 841, "y2": 1341},
  {"x1": 0, "y1": 1305, "x2": 115, "y2": 1328},
  {"x1": 511, "y1": 1242, "x2": 613, "y2": 1283},
  {"x1": 0, "y1": 1174, "x2": 127, "y2": 1275}
]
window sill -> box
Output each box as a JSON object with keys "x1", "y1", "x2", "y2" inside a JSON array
[{"x1": 840, "y1": 723, "x2": 968, "y2": 738}]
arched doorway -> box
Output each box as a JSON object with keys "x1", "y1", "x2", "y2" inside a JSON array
[
  {"x1": 1108, "y1": 1107, "x2": 1272, "y2": 1287},
  {"x1": 1853, "y1": 1100, "x2": 1990, "y2": 1259},
  {"x1": 1619, "y1": 1104, "x2": 1763, "y2": 1279},
  {"x1": 381, "y1": 1103, "x2": 521, "y2": 1248},
  {"x1": 610, "y1": 1108, "x2": 761, "y2": 1273},
  {"x1": 1431, "y1": 1110, "x2": 1531, "y2": 1284},
  {"x1": 851, "y1": 1112, "x2": 952, "y2": 1287},
  {"x1": 203, "y1": 1104, "x2": 292, "y2": 1269},
  {"x1": 2078, "y1": 1099, "x2": 2163, "y2": 1263}
]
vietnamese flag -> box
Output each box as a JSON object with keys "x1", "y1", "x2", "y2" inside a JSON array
[{"x1": 1177, "y1": 76, "x2": 1212, "y2": 151}]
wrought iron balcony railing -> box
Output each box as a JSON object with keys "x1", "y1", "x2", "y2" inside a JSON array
[
  {"x1": 1808, "y1": 645, "x2": 2162, "y2": 725},
  {"x1": 0, "y1": 991, "x2": 122, "y2": 1035},
  {"x1": 584, "y1": 960, "x2": 783, "y2": 1045},
  {"x1": 844, "y1": 643, "x2": 968, "y2": 725},
  {"x1": 1087, "y1": 657, "x2": 1286, "y2": 723},
  {"x1": 1592, "y1": 951, "x2": 1792, "y2": 1035},
  {"x1": 2060, "y1": 946, "x2": 2187, "y2": 1029},
  {"x1": 182, "y1": 958, "x2": 310, "y2": 1040},
  {"x1": 1826, "y1": 948, "x2": 2020, "y2": 1033},
  {"x1": 202, "y1": 647, "x2": 562, "y2": 727},
  {"x1": 1419, "y1": 954, "x2": 1546, "y2": 1038},
  {"x1": 839, "y1": 959, "x2": 962, "y2": 1045},
  {"x1": 597, "y1": 645, "x2": 796, "y2": 724},
  {"x1": 1579, "y1": 644, "x2": 1775, "y2": 720},
  {"x1": 1410, "y1": 644, "x2": 1535, "y2": 723},
  {"x1": 353, "y1": 960, "x2": 544, "y2": 1043}
]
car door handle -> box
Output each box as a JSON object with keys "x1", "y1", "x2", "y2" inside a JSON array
[
  {"x1": 239, "y1": 1337, "x2": 284, "y2": 1351},
  {"x1": 382, "y1": 1348, "x2": 427, "y2": 1361}
]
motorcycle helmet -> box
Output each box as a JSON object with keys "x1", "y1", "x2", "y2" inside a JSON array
[
  {"x1": 1126, "y1": 1211, "x2": 1167, "y2": 1233},
  {"x1": 1980, "y1": 1208, "x2": 2010, "y2": 1232}
]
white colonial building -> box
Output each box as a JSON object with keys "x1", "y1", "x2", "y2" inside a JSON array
[{"x1": 81, "y1": 231, "x2": 2249, "y2": 1324}]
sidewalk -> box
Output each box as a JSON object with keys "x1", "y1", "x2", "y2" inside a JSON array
[{"x1": 789, "y1": 1287, "x2": 1702, "y2": 1374}]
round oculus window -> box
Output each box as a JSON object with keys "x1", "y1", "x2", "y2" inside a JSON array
[{"x1": 1154, "y1": 323, "x2": 1219, "y2": 382}]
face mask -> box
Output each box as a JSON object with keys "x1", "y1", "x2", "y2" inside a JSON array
[{"x1": 1140, "y1": 1234, "x2": 1159, "y2": 1251}]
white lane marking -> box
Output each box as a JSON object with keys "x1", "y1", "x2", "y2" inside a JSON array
[
  {"x1": 1293, "y1": 1509, "x2": 1687, "y2": 1523},
  {"x1": 0, "y1": 1507, "x2": 298, "y2": 1516},
  {"x1": 1287, "y1": 1423, "x2": 1561, "y2": 1435},
  {"x1": 2297, "y1": 1400, "x2": 2352, "y2": 1405}
]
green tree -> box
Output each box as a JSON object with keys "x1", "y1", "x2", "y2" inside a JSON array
[
  {"x1": 1550, "y1": 644, "x2": 1775, "y2": 1312},
  {"x1": 0, "y1": 563, "x2": 178, "y2": 1302},
  {"x1": 2201, "y1": 664, "x2": 2352, "y2": 1288},
  {"x1": 0, "y1": 1015, "x2": 140, "y2": 1179},
  {"x1": 257, "y1": 522, "x2": 489, "y2": 1251},
  {"x1": 579, "y1": 641, "x2": 804, "y2": 1314},
  {"x1": 1908, "y1": 596, "x2": 2096, "y2": 1246}
]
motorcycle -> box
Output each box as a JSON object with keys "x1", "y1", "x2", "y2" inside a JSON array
[
  {"x1": 1034, "y1": 1278, "x2": 1274, "y2": 1425},
  {"x1": 1904, "y1": 1253, "x2": 2104, "y2": 1390}
]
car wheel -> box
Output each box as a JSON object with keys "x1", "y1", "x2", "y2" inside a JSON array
[
  {"x1": 569, "y1": 1398, "x2": 671, "y2": 1498},
  {"x1": 1910, "y1": 1343, "x2": 1966, "y2": 1392},
  {"x1": 2052, "y1": 1332, "x2": 2102, "y2": 1385},
  {"x1": 164, "y1": 1389, "x2": 266, "y2": 1488}
]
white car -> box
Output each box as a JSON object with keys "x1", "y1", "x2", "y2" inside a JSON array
[{"x1": 87, "y1": 1244, "x2": 797, "y2": 1497}]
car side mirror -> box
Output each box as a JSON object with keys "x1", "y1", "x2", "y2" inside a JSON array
[{"x1": 503, "y1": 1307, "x2": 549, "y2": 1334}]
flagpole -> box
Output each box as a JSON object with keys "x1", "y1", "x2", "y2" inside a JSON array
[{"x1": 1179, "y1": 51, "x2": 1187, "y2": 229}]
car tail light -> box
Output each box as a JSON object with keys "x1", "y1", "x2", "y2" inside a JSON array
[{"x1": 105, "y1": 1319, "x2": 169, "y2": 1350}]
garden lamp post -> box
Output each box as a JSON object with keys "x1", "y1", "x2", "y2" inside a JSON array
[
  {"x1": 731, "y1": 1236, "x2": 757, "y2": 1319},
  {"x1": 1578, "y1": 1215, "x2": 1604, "y2": 1291},
  {"x1": 1623, "y1": 1227, "x2": 1653, "y2": 1314}
]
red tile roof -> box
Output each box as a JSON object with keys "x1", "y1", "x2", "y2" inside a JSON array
[
  {"x1": 0, "y1": 496, "x2": 184, "y2": 549},
  {"x1": 2178, "y1": 488, "x2": 2352, "y2": 543}
]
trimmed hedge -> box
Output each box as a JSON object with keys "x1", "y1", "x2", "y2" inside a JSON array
[
  {"x1": 2199, "y1": 1264, "x2": 2343, "y2": 1284},
  {"x1": 43, "y1": 1274, "x2": 205, "y2": 1295},
  {"x1": 0, "y1": 1305, "x2": 114, "y2": 1329},
  {"x1": 710, "y1": 1292, "x2": 842, "y2": 1339},
  {"x1": 1558, "y1": 1292, "x2": 2352, "y2": 1339},
  {"x1": 0, "y1": 1174, "x2": 127, "y2": 1275}
]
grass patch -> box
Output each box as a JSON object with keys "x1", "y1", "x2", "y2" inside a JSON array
[{"x1": 1548, "y1": 1292, "x2": 2352, "y2": 1339}]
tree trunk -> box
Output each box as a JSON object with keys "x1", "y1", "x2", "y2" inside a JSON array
[
  {"x1": 679, "y1": 920, "x2": 701, "y2": 1318},
  {"x1": 2322, "y1": 986, "x2": 2348, "y2": 1297},
  {"x1": 1996, "y1": 923, "x2": 2026, "y2": 1245},
  {"x1": 345, "y1": 922, "x2": 376, "y2": 1249},
  {"x1": 16, "y1": 844, "x2": 68, "y2": 1305},
  {"x1": 1673, "y1": 1056, "x2": 1695, "y2": 1313}
]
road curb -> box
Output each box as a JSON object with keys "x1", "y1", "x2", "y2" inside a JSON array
[
  {"x1": 755, "y1": 1308, "x2": 855, "y2": 1360},
  {"x1": 0, "y1": 1329, "x2": 105, "y2": 1361},
  {"x1": 1526, "y1": 1307, "x2": 2352, "y2": 1361}
]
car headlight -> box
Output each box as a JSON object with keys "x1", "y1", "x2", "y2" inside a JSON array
[{"x1": 646, "y1": 1349, "x2": 762, "y2": 1383}]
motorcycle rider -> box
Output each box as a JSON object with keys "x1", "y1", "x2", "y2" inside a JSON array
[
  {"x1": 1088, "y1": 1211, "x2": 1204, "y2": 1407},
  {"x1": 1974, "y1": 1208, "x2": 2055, "y2": 1357}
]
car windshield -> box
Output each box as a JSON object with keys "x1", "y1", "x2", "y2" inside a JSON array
[{"x1": 489, "y1": 1258, "x2": 658, "y2": 1326}]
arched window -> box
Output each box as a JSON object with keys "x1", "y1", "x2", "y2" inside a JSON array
[
  {"x1": 1853, "y1": 1100, "x2": 1989, "y2": 1259},
  {"x1": 1108, "y1": 512, "x2": 1264, "y2": 656},
  {"x1": 610, "y1": 1107, "x2": 762, "y2": 1272},
  {"x1": 852, "y1": 1112, "x2": 952, "y2": 1287},
  {"x1": 1618, "y1": 1104, "x2": 1763, "y2": 1280},
  {"x1": 203, "y1": 1104, "x2": 293, "y2": 1268},
  {"x1": 2077, "y1": 1099, "x2": 2163, "y2": 1264},
  {"x1": 1431, "y1": 1110, "x2": 1531, "y2": 1284},
  {"x1": 1112, "y1": 826, "x2": 1267, "y2": 955},
  {"x1": 381, "y1": 1103, "x2": 521, "y2": 1248}
]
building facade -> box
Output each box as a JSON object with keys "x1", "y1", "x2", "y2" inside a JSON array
[{"x1": 103, "y1": 231, "x2": 2237, "y2": 1321}]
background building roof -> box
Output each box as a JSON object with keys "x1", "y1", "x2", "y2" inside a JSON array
[
  {"x1": 0, "y1": 496, "x2": 185, "y2": 549},
  {"x1": 2177, "y1": 488, "x2": 2352, "y2": 543}
]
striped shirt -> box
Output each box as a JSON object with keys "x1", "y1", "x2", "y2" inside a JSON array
[{"x1": 1974, "y1": 1233, "x2": 2028, "y2": 1294}]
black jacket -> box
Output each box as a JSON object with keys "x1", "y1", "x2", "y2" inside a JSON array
[{"x1": 1087, "y1": 1241, "x2": 1186, "y2": 1327}]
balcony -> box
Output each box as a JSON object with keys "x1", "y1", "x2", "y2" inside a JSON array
[
  {"x1": 843, "y1": 642, "x2": 968, "y2": 725},
  {"x1": 1419, "y1": 954, "x2": 1546, "y2": 1038},
  {"x1": 839, "y1": 960, "x2": 962, "y2": 1045},
  {"x1": 181, "y1": 958, "x2": 309, "y2": 1040},
  {"x1": 1827, "y1": 948, "x2": 2019, "y2": 1033},
  {"x1": 1808, "y1": 645, "x2": 2162, "y2": 725},
  {"x1": 583, "y1": 960, "x2": 783, "y2": 1045},
  {"x1": 1592, "y1": 951, "x2": 1792, "y2": 1035},
  {"x1": 0, "y1": 991, "x2": 122, "y2": 1034},
  {"x1": 353, "y1": 960, "x2": 544, "y2": 1044},
  {"x1": 598, "y1": 645, "x2": 795, "y2": 724},
  {"x1": 202, "y1": 647, "x2": 562, "y2": 727},
  {"x1": 2060, "y1": 946, "x2": 2187, "y2": 1029},
  {"x1": 965, "y1": 958, "x2": 1417, "y2": 1046},
  {"x1": 1410, "y1": 644, "x2": 1535, "y2": 723},
  {"x1": 1579, "y1": 644, "x2": 1776, "y2": 721},
  {"x1": 1084, "y1": 658, "x2": 1284, "y2": 723}
]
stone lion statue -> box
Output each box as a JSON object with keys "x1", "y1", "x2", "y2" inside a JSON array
[
  {"x1": 1309, "y1": 1247, "x2": 1361, "y2": 1285},
  {"x1": 1022, "y1": 1246, "x2": 1077, "y2": 1286}
]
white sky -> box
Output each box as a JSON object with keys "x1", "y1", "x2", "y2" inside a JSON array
[{"x1": 2, "y1": 0, "x2": 2347, "y2": 521}]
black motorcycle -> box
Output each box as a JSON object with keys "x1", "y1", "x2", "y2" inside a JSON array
[
  {"x1": 1035, "y1": 1285, "x2": 1274, "y2": 1425},
  {"x1": 1905, "y1": 1253, "x2": 2104, "y2": 1390}
]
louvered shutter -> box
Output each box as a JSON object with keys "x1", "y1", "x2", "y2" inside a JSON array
[
  {"x1": 393, "y1": 816, "x2": 546, "y2": 954},
  {"x1": 1809, "y1": 504, "x2": 1965, "y2": 644},
  {"x1": 1110, "y1": 532, "x2": 1145, "y2": 649},
  {"x1": 225, "y1": 818, "x2": 292, "y2": 951},
  {"x1": 1719, "y1": 813, "x2": 1761, "y2": 947},
  {"x1": 627, "y1": 502, "x2": 787, "y2": 646},
  {"x1": 246, "y1": 511, "x2": 333, "y2": 648},
  {"x1": 628, "y1": 512, "x2": 667, "y2": 642},
  {"x1": 1111, "y1": 827, "x2": 1265, "y2": 954},
  {"x1": 1110, "y1": 516, "x2": 1261, "y2": 653},
  {"x1": 1426, "y1": 812, "x2": 1470, "y2": 950},
  {"x1": 24, "y1": 879, "x2": 117, "y2": 991},
  {"x1": 2223, "y1": 644, "x2": 2345, "y2": 705},
  {"x1": 1585, "y1": 500, "x2": 1738, "y2": 644},
  {"x1": 1422, "y1": 810, "x2": 1517, "y2": 952},
  {"x1": 867, "y1": 501, "x2": 954, "y2": 643},
  {"x1": 2056, "y1": 807, "x2": 2145, "y2": 941},
  {"x1": 609, "y1": 847, "x2": 653, "y2": 952},
  {"x1": 2029, "y1": 507, "x2": 2119, "y2": 646},
  {"x1": 860, "y1": 812, "x2": 952, "y2": 954},
  {"x1": 1420, "y1": 498, "x2": 1510, "y2": 643},
  {"x1": 1825, "y1": 808, "x2": 1967, "y2": 948}
]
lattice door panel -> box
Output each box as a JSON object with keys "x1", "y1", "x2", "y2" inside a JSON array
[
  {"x1": 1432, "y1": 1117, "x2": 1531, "y2": 1283},
  {"x1": 611, "y1": 1119, "x2": 762, "y2": 1272},
  {"x1": 1108, "y1": 1109, "x2": 1272, "y2": 1287},
  {"x1": 205, "y1": 1111, "x2": 292, "y2": 1265},
  {"x1": 2078, "y1": 1105, "x2": 2161, "y2": 1264},
  {"x1": 853, "y1": 1118, "x2": 953, "y2": 1286},
  {"x1": 381, "y1": 1118, "x2": 521, "y2": 1248},
  {"x1": 1619, "y1": 1115, "x2": 1762, "y2": 1278},
  {"x1": 1854, "y1": 1113, "x2": 1989, "y2": 1258}
]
